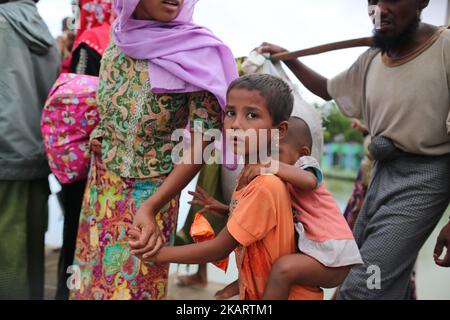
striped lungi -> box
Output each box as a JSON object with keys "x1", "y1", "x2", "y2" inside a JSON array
[{"x1": 337, "y1": 136, "x2": 450, "y2": 300}]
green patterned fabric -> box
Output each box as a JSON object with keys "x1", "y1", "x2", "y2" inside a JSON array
[{"x1": 92, "y1": 42, "x2": 222, "y2": 179}]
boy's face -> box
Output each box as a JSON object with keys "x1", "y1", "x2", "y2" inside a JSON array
[{"x1": 224, "y1": 88, "x2": 281, "y2": 158}]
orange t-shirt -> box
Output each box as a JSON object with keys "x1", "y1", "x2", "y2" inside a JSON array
[{"x1": 227, "y1": 174, "x2": 323, "y2": 300}]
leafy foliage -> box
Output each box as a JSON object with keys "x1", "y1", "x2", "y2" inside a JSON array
[{"x1": 316, "y1": 101, "x2": 364, "y2": 144}]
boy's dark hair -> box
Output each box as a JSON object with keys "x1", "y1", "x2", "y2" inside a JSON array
[
  {"x1": 285, "y1": 116, "x2": 313, "y2": 151},
  {"x1": 227, "y1": 74, "x2": 294, "y2": 125}
]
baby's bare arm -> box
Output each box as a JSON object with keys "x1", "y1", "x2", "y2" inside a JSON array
[
  {"x1": 239, "y1": 161, "x2": 317, "y2": 191},
  {"x1": 274, "y1": 161, "x2": 318, "y2": 191}
]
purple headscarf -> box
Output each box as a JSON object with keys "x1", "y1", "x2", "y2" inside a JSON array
[{"x1": 112, "y1": 0, "x2": 238, "y2": 109}]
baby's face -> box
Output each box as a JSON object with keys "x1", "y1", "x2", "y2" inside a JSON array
[{"x1": 278, "y1": 143, "x2": 301, "y2": 165}]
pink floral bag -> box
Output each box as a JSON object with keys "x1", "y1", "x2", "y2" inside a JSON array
[{"x1": 41, "y1": 73, "x2": 100, "y2": 184}]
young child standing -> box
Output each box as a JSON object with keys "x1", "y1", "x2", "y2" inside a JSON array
[{"x1": 130, "y1": 74, "x2": 323, "y2": 300}]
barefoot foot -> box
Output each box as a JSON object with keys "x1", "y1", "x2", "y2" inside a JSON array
[
  {"x1": 215, "y1": 281, "x2": 239, "y2": 300},
  {"x1": 176, "y1": 273, "x2": 208, "y2": 288}
]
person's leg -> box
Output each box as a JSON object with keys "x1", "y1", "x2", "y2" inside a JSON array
[
  {"x1": 263, "y1": 253, "x2": 351, "y2": 300},
  {"x1": 0, "y1": 180, "x2": 29, "y2": 299},
  {"x1": 337, "y1": 159, "x2": 450, "y2": 300},
  {"x1": 55, "y1": 179, "x2": 87, "y2": 300},
  {"x1": 337, "y1": 220, "x2": 426, "y2": 300},
  {"x1": 215, "y1": 280, "x2": 239, "y2": 300},
  {"x1": 177, "y1": 263, "x2": 208, "y2": 287},
  {"x1": 26, "y1": 179, "x2": 50, "y2": 300}
]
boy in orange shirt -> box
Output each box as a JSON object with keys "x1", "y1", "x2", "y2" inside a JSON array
[
  {"x1": 129, "y1": 73, "x2": 323, "y2": 300},
  {"x1": 194, "y1": 117, "x2": 362, "y2": 300}
]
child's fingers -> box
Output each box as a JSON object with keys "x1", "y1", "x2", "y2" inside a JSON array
[
  {"x1": 204, "y1": 206, "x2": 224, "y2": 217},
  {"x1": 188, "y1": 190, "x2": 202, "y2": 198},
  {"x1": 131, "y1": 241, "x2": 155, "y2": 257},
  {"x1": 188, "y1": 191, "x2": 206, "y2": 202},
  {"x1": 131, "y1": 231, "x2": 158, "y2": 256},
  {"x1": 247, "y1": 169, "x2": 256, "y2": 181},
  {"x1": 240, "y1": 168, "x2": 249, "y2": 185},
  {"x1": 188, "y1": 200, "x2": 205, "y2": 207},
  {"x1": 129, "y1": 225, "x2": 151, "y2": 249},
  {"x1": 196, "y1": 186, "x2": 208, "y2": 196},
  {"x1": 245, "y1": 169, "x2": 255, "y2": 184},
  {"x1": 130, "y1": 225, "x2": 141, "y2": 232},
  {"x1": 143, "y1": 237, "x2": 164, "y2": 259},
  {"x1": 205, "y1": 205, "x2": 219, "y2": 213},
  {"x1": 128, "y1": 229, "x2": 141, "y2": 241},
  {"x1": 196, "y1": 187, "x2": 212, "y2": 201}
]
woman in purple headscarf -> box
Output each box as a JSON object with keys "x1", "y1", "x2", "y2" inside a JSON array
[{"x1": 70, "y1": 0, "x2": 237, "y2": 300}]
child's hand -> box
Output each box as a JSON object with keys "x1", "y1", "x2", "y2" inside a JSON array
[
  {"x1": 188, "y1": 186, "x2": 229, "y2": 217},
  {"x1": 128, "y1": 227, "x2": 162, "y2": 262},
  {"x1": 238, "y1": 163, "x2": 274, "y2": 187},
  {"x1": 129, "y1": 205, "x2": 164, "y2": 258}
]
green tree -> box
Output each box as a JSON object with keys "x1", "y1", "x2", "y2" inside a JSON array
[{"x1": 317, "y1": 102, "x2": 364, "y2": 144}]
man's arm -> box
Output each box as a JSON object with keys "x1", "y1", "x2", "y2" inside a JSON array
[
  {"x1": 283, "y1": 59, "x2": 332, "y2": 101},
  {"x1": 136, "y1": 227, "x2": 239, "y2": 264}
]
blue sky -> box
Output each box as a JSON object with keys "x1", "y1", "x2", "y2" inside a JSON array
[{"x1": 37, "y1": 0, "x2": 448, "y2": 103}]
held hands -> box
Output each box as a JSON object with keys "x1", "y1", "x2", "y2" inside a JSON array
[
  {"x1": 434, "y1": 222, "x2": 450, "y2": 267},
  {"x1": 128, "y1": 227, "x2": 161, "y2": 262},
  {"x1": 188, "y1": 186, "x2": 229, "y2": 217},
  {"x1": 128, "y1": 204, "x2": 164, "y2": 261}
]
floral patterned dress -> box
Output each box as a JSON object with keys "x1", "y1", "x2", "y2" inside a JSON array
[{"x1": 69, "y1": 41, "x2": 222, "y2": 300}]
